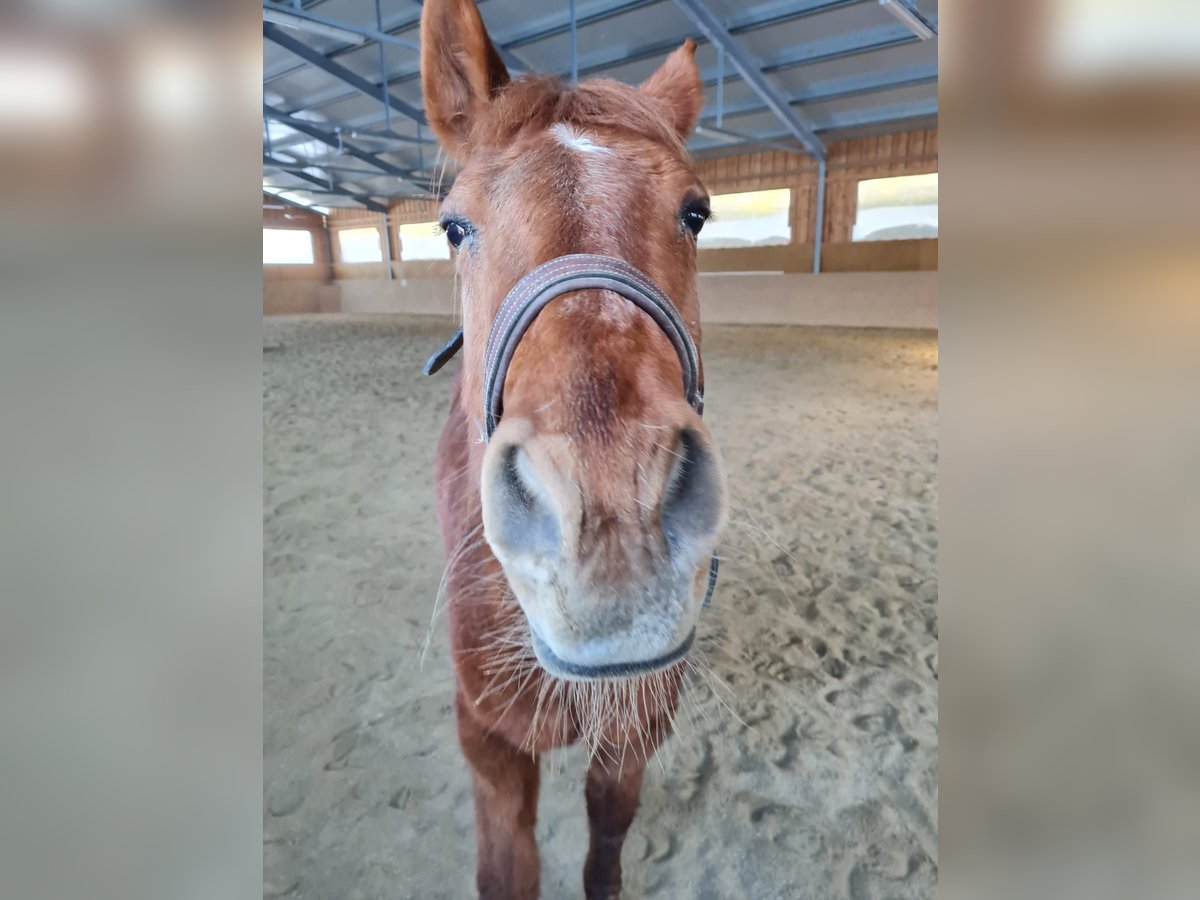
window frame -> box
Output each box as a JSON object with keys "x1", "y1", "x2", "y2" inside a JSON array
[
  {"x1": 335, "y1": 226, "x2": 385, "y2": 264},
  {"x1": 697, "y1": 187, "x2": 794, "y2": 251},
  {"x1": 262, "y1": 227, "x2": 317, "y2": 266},
  {"x1": 398, "y1": 221, "x2": 451, "y2": 262},
  {"x1": 851, "y1": 172, "x2": 939, "y2": 243}
]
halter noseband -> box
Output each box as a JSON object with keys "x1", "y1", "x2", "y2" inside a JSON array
[{"x1": 425, "y1": 253, "x2": 718, "y2": 608}]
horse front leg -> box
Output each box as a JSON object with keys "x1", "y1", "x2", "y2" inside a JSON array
[
  {"x1": 455, "y1": 692, "x2": 541, "y2": 900},
  {"x1": 582, "y1": 752, "x2": 647, "y2": 900}
]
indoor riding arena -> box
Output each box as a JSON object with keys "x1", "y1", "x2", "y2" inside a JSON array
[{"x1": 264, "y1": 2, "x2": 938, "y2": 898}]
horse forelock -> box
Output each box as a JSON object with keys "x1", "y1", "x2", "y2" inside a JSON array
[{"x1": 470, "y1": 75, "x2": 687, "y2": 156}]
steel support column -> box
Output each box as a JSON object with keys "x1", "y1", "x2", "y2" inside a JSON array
[
  {"x1": 813, "y1": 157, "x2": 826, "y2": 273},
  {"x1": 321, "y1": 215, "x2": 335, "y2": 275},
  {"x1": 381, "y1": 212, "x2": 394, "y2": 280},
  {"x1": 569, "y1": 0, "x2": 579, "y2": 83},
  {"x1": 374, "y1": 0, "x2": 391, "y2": 130}
]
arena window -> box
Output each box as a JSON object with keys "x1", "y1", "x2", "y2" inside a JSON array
[
  {"x1": 697, "y1": 188, "x2": 792, "y2": 250},
  {"x1": 263, "y1": 228, "x2": 315, "y2": 265},
  {"x1": 399, "y1": 222, "x2": 451, "y2": 261},
  {"x1": 853, "y1": 173, "x2": 938, "y2": 242},
  {"x1": 337, "y1": 227, "x2": 384, "y2": 263}
]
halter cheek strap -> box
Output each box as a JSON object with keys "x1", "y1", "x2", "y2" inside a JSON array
[{"x1": 424, "y1": 253, "x2": 719, "y2": 608}]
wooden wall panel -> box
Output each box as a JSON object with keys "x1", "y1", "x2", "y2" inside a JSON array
[
  {"x1": 327, "y1": 208, "x2": 382, "y2": 229},
  {"x1": 694, "y1": 239, "x2": 932, "y2": 274},
  {"x1": 262, "y1": 197, "x2": 323, "y2": 230},
  {"x1": 272, "y1": 127, "x2": 938, "y2": 280},
  {"x1": 694, "y1": 127, "x2": 938, "y2": 257},
  {"x1": 328, "y1": 203, "x2": 443, "y2": 265},
  {"x1": 327, "y1": 210, "x2": 393, "y2": 266},
  {"x1": 387, "y1": 198, "x2": 440, "y2": 225},
  {"x1": 387, "y1": 200, "x2": 442, "y2": 261},
  {"x1": 263, "y1": 194, "x2": 332, "y2": 281}
]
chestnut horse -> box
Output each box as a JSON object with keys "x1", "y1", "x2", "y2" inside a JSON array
[{"x1": 421, "y1": 1, "x2": 727, "y2": 896}]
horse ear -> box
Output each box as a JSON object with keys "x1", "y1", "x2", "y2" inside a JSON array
[
  {"x1": 420, "y1": 0, "x2": 510, "y2": 160},
  {"x1": 639, "y1": 39, "x2": 704, "y2": 141}
]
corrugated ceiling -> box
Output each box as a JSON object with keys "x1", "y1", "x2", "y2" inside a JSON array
[{"x1": 263, "y1": 0, "x2": 937, "y2": 211}]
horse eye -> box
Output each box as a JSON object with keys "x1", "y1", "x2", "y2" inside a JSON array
[
  {"x1": 682, "y1": 207, "x2": 708, "y2": 237},
  {"x1": 443, "y1": 220, "x2": 467, "y2": 248}
]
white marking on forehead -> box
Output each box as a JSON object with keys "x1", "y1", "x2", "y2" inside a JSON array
[
  {"x1": 546, "y1": 124, "x2": 632, "y2": 326},
  {"x1": 550, "y1": 123, "x2": 611, "y2": 155}
]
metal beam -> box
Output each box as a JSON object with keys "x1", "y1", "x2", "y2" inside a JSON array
[
  {"x1": 879, "y1": 0, "x2": 938, "y2": 38},
  {"x1": 505, "y1": 0, "x2": 663, "y2": 49},
  {"x1": 271, "y1": 0, "x2": 930, "y2": 160},
  {"x1": 373, "y1": 0, "x2": 392, "y2": 131},
  {"x1": 264, "y1": 23, "x2": 427, "y2": 126},
  {"x1": 282, "y1": 152, "x2": 423, "y2": 175},
  {"x1": 278, "y1": 0, "x2": 855, "y2": 118},
  {"x1": 333, "y1": 14, "x2": 931, "y2": 132},
  {"x1": 576, "y1": 33, "x2": 701, "y2": 79},
  {"x1": 263, "y1": 188, "x2": 327, "y2": 214},
  {"x1": 317, "y1": 3, "x2": 881, "y2": 135},
  {"x1": 342, "y1": 127, "x2": 436, "y2": 145},
  {"x1": 333, "y1": 28, "x2": 931, "y2": 148},
  {"x1": 265, "y1": 4, "x2": 423, "y2": 84},
  {"x1": 569, "y1": 0, "x2": 579, "y2": 82},
  {"x1": 261, "y1": 3, "x2": 421, "y2": 50},
  {"x1": 724, "y1": 0, "x2": 866, "y2": 33},
  {"x1": 265, "y1": 184, "x2": 375, "y2": 199},
  {"x1": 318, "y1": 31, "x2": 696, "y2": 128},
  {"x1": 694, "y1": 124, "x2": 803, "y2": 154},
  {"x1": 262, "y1": 158, "x2": 387, "y2": 179},
  {"x1": 275, "y1": 0, "x2": 658, "y2": 104},
  {"x1": 543, "y1": 21, "x2": 932, "y2": 119},
  {"x1": 696, "y1": 61, "x2": 938, "y2": 126},
  {"x1": 267, "y1": 0, "x2": 657, "y2": 85},
  {"x1": 806, "y1": 96, "x2": 937, "y2": 132},
  {"x1": 547, "y1": 0, "x2": 868, "y2": 81},
  {"x1": 671, "y1": 0, "x2": 824, "y2": 158},
  {"x1": 760, "y1": 22, "x2": 928, "y2": 74},
  {"x1": 494, "y1": 46, "x2": 533, "y2": 76},
  {"x1": 291, "y1": 29, "x2": 679, "y2": 119},
  {"x1": 266, "y1": 125, "x2": 436, "y2": 155},
  {"x1": 298, "y1": 31, "x2": 690, "y2": 117},
  {"x1": 263, "y1": 154, "x2": 388, "y2": 212},
  {"x1": 266, "y1": 0, "x2": 530, "y2": 95},
  {"x1": 263, "y1": 105, "x2": 425, "y2": 186},
  {"x1": 497, "y1": 0, "x2": 862, "y2": 51},
  {"x1": 714, "y1": 96, "x2": 937, "y2": 145}
]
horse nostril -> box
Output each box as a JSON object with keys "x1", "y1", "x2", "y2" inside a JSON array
[
  {"x1": 661, "y1": 429, "x2": 726, "y2": 560},
  {"x1": 484, "y1": 445, "x2": 562, "y2": 562},
  {"x1": 502, "y1": 445, "x2": 537, "y2": 513}
]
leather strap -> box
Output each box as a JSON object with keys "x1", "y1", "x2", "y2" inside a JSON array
[
  {"x1": 480, "y1": 254, "x2": 703, "y2": 439},
  {"x1": 422, "y1": 327, "x2": 463, "y2": 376}
]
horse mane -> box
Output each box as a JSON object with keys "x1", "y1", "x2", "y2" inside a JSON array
[{"x1": 473, "y1": 75, "x2": 687, "y2": 154}]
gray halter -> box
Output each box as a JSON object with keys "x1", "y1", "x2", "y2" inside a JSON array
[{"x1": 425, "y1": 253, "x2": 718, "y2": 608}]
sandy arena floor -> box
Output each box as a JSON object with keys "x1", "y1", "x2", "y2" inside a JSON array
[{"x1": 264, "y1": 315, "x2": 938, "y2": 900}]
